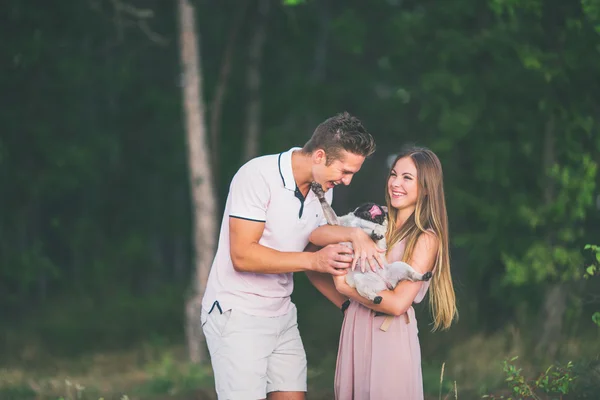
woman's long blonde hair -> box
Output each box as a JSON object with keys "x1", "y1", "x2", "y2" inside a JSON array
[{"x1": 384, "y1": 146, "x2": 457, "y2": 331}]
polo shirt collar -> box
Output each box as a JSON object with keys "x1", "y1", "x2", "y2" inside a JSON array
[{"x1": 278, "y1": 147, "x2": 302, "y2": 191}]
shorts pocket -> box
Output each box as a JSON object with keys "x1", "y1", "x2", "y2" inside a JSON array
[{"x1": 214, "y1": 309, "x2": 233, "y2": 336}]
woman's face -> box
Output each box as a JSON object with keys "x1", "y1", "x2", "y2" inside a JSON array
[{"x1": 388, "y1": 156, "x2": 419, "y2": 212}]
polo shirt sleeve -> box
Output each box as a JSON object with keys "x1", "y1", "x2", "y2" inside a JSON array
[{"x1": 228, "y1": 162, "x2": 270, "y2": 223}]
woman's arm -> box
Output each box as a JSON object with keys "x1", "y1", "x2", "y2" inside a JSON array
[
  {"x1": 309, "y1": 225, "x2": 360, "y2": 247},
  {"x1": 309, "y1": 225, "x2": 386, "y2": 272},
  {"x1": 333, "y1": 231, "x2": 439, "y2": 316},
  {"x1": 304, "y1": 243, "x2": 348, "y2": 308},
  {"x1": 306, "y1": 271, "x2": 348, "y2": 308}
]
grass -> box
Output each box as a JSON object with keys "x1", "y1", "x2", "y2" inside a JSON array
[
  {"x1": 1, "y1": 334, "x2": 598, "y2": 400},
  {"x1": 0, "y1": 338, "x2": 600, "y2": 400},
  {"x1": 0, "y1": 345, "x2": 215, "y2": 400},
  {"x1": 0, "y1": 345, "x2": 340, "y2": 400},
  {"x1": 2, "y1": 289, "x2": 599, "y2": 399}
]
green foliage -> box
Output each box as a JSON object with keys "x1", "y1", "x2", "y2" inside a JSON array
[
  {"x1": 584, "y1": 244, "x2": 600, "y2": 271},
  {"x1": 282, "y1": 0, "x2": 306, "y2": 5},
  {"x1": 135, "y1": 352, "x2": 211, "y2": 396},
  {"x1": 0, "y1": 384, "x2": 36, "y2": 400},
  {"x1": 1, "y1": 0, "x2": 599, "y2": 379},
  {"x1": 2, "y1": 287, "x2": 185, "y2": 359},
  {"x1": 483, "y1": 356, "x2": 576, "y2": 399},
  {"x1": 584, "y1": 244, "x2": 600, "y2": 328},
  {"x1": 55, "y1": 395, "x2": 130, "y2": 400},
  {"x1": 593, "y1": 312, "x2": 600, "y2": 327},
  {"x1": 422, "y1": 362, "x2": 455, "y2": 396},
  {"x1": 582, "y1": 0, "x2": 600, "y2": 34}
]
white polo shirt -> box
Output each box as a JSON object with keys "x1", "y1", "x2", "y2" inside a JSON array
[{"x1": 202, "y1": 147, "x2": 334, "y2": 317}]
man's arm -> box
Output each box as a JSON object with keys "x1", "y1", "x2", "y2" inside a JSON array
[
  {"x1": 229, "y1": 217, "x2": 354, "y2": 275},
  {"x1": 304, "y1": 243, "x2": 348, "y2": 308},
  {"x1": 309, "y1": 225, "x2": 386, "y2": 271}
]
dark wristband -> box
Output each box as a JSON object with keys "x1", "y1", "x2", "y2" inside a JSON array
[{"x1": 341, "y1": 299, "x2": 350, "y2": 313}]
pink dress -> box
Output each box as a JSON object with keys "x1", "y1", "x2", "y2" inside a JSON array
[{"x1": 334, "y1": 239, "x2": 431, "y2": 400}]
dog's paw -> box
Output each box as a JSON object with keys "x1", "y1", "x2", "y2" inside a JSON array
[
  {"x1": 422, "y1": 271, "x2": 432, "y2": 281},
  {"x1": 373, "y1": 296, "x2": 383, "y2": 305},
  {"x1": 371, "y1": 231, "x2": 384, "y2": 241},
  {"x1": 309, "y1": 182, "x2": 325, "y2": 197},
  {"x1": 373, "y1": 225, "x2": 386, "y2": 236}
]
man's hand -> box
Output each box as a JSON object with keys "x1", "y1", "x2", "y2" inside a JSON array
[
  {"x1": 311, "y1": 244, "x2": 353, "y2": 275},
  {"x1": 349, "y1": 228, "x2": 387, "y2": 272}
]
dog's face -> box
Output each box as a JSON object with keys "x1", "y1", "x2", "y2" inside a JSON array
[{"x1": 352, "y1": 203, "x2": 388, "y2": 225}]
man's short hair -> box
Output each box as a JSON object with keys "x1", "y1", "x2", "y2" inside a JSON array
[{"x1": 302, "y1": 112, "x2": 375, "y2": 164}]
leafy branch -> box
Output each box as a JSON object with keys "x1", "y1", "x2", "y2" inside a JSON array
[
  {"x1": 88, "y1": 0, "x2": 169, "y2": 45},
  {"x1": 483, "y1": 356, "x2": 575, "y2": 399},
  {"x1": 584, "y1": 244, "x2": 600, "y2": 327}
]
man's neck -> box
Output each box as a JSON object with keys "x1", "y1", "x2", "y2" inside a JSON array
[{"x1": 291, "y1": 150, "x2": 314, "y2": 196}]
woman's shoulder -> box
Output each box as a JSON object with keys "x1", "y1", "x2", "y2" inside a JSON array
[
  {"x1": 416, "y1": 229, "x2": 439, "y2": 250},
  {"x1": 420, "y1": 228, "x2": 438, "y2": 240},
  {"x1": 386, "y1": 229, "x2": 439, "y2": 262}
]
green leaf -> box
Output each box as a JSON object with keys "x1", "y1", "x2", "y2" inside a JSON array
[
  {"x1": 592, "y1": 312, "x2": 600, "y2": 327},
  {"x1": 282, "y1": 0, "x2": 305, "y2": 5}
]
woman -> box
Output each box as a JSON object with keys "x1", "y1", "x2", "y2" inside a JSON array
[{"x1": 309, "y1": 145, "x2": 458, "y2": 400}]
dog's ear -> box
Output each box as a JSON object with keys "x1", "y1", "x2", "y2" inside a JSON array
[{"x1": 353, "y1": 203, "x2": 374, "y2": 213}]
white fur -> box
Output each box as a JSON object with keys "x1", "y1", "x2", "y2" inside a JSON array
[{"x1": 337, "y1": 209, "x2": 431, "y2": 303}]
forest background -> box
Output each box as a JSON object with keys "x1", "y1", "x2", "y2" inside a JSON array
[{"x1": 1, "y1": 0, "x2": 600, "y2": 398}]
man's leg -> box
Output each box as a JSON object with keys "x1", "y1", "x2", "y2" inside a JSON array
[
  {"x1": 267, "y1": 391, "x2": 305, "y2": 400},
  {"x1": 266, "y1": 306, "x2": 307, "y2": 400},
  {"x1": 202, "y1": 305, "x2": 278, "y2": 400}
]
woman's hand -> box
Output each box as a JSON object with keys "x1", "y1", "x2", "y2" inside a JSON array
[
  {"x1": 332, "y1": 274, "x2": 350, "y2": 295},
  {"x1": 349, "y1": 228, "x2": 387, "y2": 272}
]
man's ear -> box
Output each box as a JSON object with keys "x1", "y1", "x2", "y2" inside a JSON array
[{"x1": 313, "y1": 148, "x2": 326, "y2": 164}]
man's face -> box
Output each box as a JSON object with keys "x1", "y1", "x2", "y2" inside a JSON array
[{"x1": 312, "y1": 149, "x2": 366, "y2": 191}]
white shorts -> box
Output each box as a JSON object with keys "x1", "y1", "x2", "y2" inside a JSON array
[{"x1": 201, "y1": 302, "x2": 307, "y2": 400}]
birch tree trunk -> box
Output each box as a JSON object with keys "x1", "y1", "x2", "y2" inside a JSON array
[
  {"x1": 535, "y1": 117, "x2": 565, "y2": 360},
  {"x1": 177, "y1": 0, "x2": 217, "y2": 364},
  {"x1": 242, "y1": 0, "x2": 270, "y2": 162}
]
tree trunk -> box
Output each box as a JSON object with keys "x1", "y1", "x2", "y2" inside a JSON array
[
  {"x1": 304, "y1": 0, "x2": 330, "y2": 132},
  {"x1": 536, "y1": 283, "x2": 567, "y2": 359},
  {"x1": 210, "y1": 0, "x2": 248, "y2": 180},
  {"x1": 310, "y1": 0, "x2": 329, "y2": 84},
  {"x1": 177, "y1": 0, "x2": 217, "y2": 364},
  {"x1": 242, "y1": 0, "x2": 270, "y2": 162},
  {"x1": 536, "y1": 116, "x2": 566, "y2": 360}
]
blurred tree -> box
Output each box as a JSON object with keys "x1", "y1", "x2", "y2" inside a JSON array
[
  {"x1": 1, "y1": 0, "x2": 599, "y2": 366},
  {"x1": 353, "y1": 0, "x2": 600, "y2": 357},
  {"x1": 242, "y1": 0, "x2": 271, "y2": 162},
  {"x1": 209, "y1": 1, "x2": 248, "y2": 182},
  {"x1": 177, "y1": 0, "x2": 216, "y2": 364}
]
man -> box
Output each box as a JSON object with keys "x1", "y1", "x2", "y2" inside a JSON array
[{"x1": 201, "y1": 112, "x2": 376, "y2": 400}]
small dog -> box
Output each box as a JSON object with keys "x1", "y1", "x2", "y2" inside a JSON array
[{"x1": 310, "y1": 182, "x2": 432, "y2": 304}]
